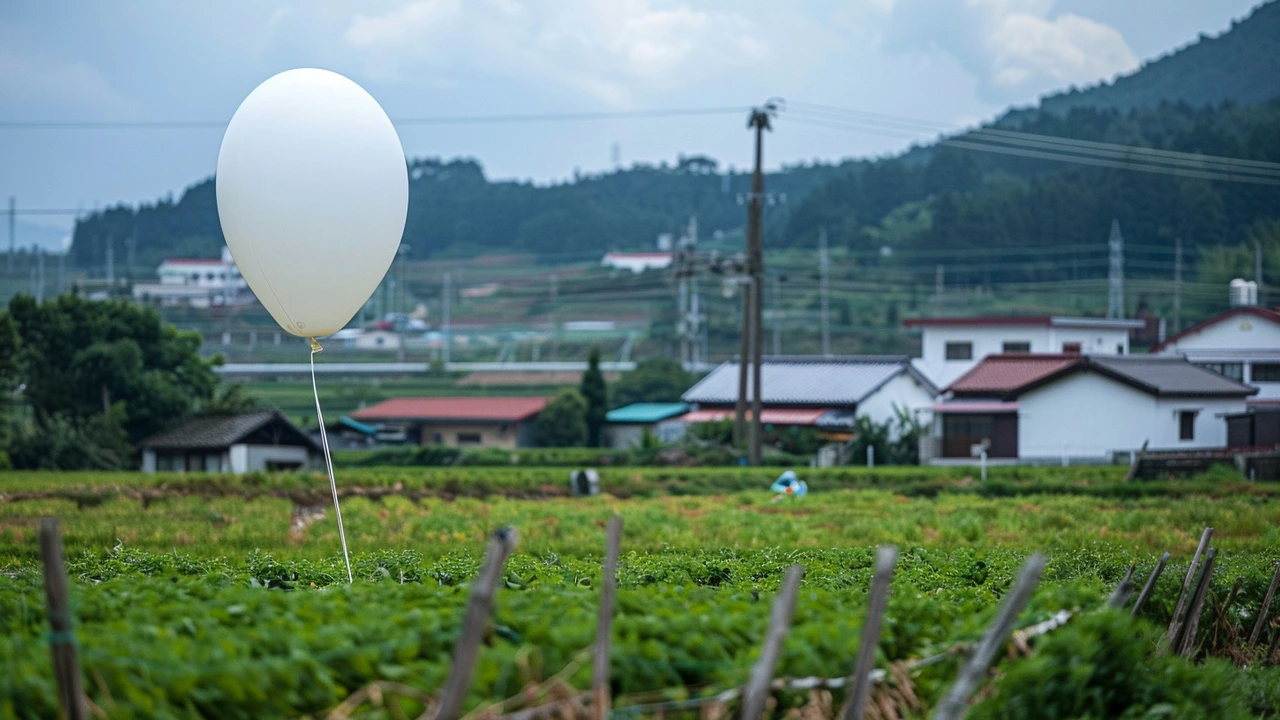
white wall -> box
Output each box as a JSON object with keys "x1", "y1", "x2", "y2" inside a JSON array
[
  {"x1": 1016, "y1": 371, "x2": 1244, "y2": 461},
  {"x1": 1155, "y1": 314, "x2": 1280, "y2": 401},
  {"x1": 240, "y1": 444, "x2": 311, "y2": 472},
  {"x1": 917, "y1": 325, "x2": 1131, "y2": 388},
  {"x1": 857, "y1": 371, "x2": 937, "y2": 430}
]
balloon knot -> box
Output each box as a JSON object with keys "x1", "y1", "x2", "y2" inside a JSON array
[{"x1": 309, "y1": 337, "x2": 323, "y2": 354}]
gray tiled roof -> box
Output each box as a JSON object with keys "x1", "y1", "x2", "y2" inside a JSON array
[
  {"x1": 682, "y1": 355, "x2": 933, "y2": 407},
  {"x1": 141, "y1": 411, "x2": 320, "y2": 450},
  {"x1": 1087, "y1": 356, "x2": 1258, "y2": 397}
]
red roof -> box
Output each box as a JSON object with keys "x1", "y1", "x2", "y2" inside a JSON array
[
  {"x1": 947, "y1": 354, "x2": 1080, "y2": 395},
  {"x1": 350, "y1": 397, "x2": 547, "y2": 422},
  {"x1": 679, "y1": 408, "x2": 829, "y2": 425},
  {"x1": 904, "y1": 315, "x2": 1053, "y2": 328},
  {"x1": 1151, "y1": 306, "x2": 1280, "y2": 351}
]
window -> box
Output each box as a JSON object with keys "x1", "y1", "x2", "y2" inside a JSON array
[
  {"x1": 945, "y1": 342, "x2": 973, "y2": 360},
  {"x1": 457, "y1": 432, "x2": 483, "y2": 444},
  {"x1": 1062, "y1": 342, "x2": 1082, "y2": 354},
  {"x1": 1179, "y1": 410, "x2": 1197, "y2": 441},
  {"x1": 1253, "y1": 363, "x2": 1280, "y2": 383},
  {"x1": 1002, "y1": 341, "x2": 1031, "y2": 353},
  {"x1": 427, "y1": 432, "x2": 443, "y2": 444},
  {"x1": 1116, "y1": 344, "x2": 1125, "y2": 355},
  {"x1": 1195, "y1": 362, "x2": 1244, "y2": 382}
]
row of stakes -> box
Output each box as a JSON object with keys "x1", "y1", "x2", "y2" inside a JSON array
[{"x1": 32, "y1": 518, "x2": 1280, "y2": 720}]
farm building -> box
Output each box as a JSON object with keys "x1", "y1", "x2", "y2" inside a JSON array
[
  {"x1": 680, "y1": 356, "x2": 937, "y2": 432},
  {"x1": 600, "y1": 252, "x2": 674, "y2": 274},
  {"x1": 349, "y1": 397, "x2": 547, "y2": 449},
  {"x1": 603, "y1": 403, "x2": 689, "y2": 449},
  {"x1": 140, "y1": 410, "x2": 321, "y2": 473},
  {"x1": 928, "y1": 354, "x2": 1256, "y2": 464},
  {"x1": 904, "y1": 315, "x2": 1144, "y2": 389},
  {"x1": 1151, "y1": 306, "x2": 1280, "y2": 404}
]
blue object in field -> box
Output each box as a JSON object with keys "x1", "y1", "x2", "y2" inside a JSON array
[{"x1": 770, "y1": 470, "x2": 808, "y2": 496}]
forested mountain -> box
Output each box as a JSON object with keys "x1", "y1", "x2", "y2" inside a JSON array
[{"x1": 68, "y1": 156, "x2": 857, "y2": 270}]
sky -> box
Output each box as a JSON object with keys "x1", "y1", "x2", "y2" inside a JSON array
[{"x1": 0, "y1": 0, "x2": 1268, "y2": 248}]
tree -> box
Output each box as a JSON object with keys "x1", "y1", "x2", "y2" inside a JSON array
[
  {"x1": 610, "y1": 358, "x2": 697, "y2": 409},
  {"x1": 580, "y1": 346, "x2": 607, "y2": 447},
  {"x1": 2, "y1": 294, "x2": 220, "y2": 468},
  {"x1": 535, "y1": 390, "x2": 588, "y2": 448}
]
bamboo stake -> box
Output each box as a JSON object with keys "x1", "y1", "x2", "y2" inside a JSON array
[
  {"x1": 1249, "y1": 562, "x2": 1280, "y2": 646},
  {"x1": 740, "y1": 564, "x2": 804, "y2": 720},
  {"x1": 1176, "y1": 548, "x2": 1217, "y2": 658},
  {"x1": 437, "y1": 527, "x2": 519, "y2": 720},
  {"x1": 933, "y1": 553, "x2": 1046, "y2": 720},
  {"x1": 1108, "y1": 564, "x2": 1137, "y2": 608},
  {"x1": 843, "y1": 546, "x2": 898, "y2": 720},
  {"x1": 1166, "y1": 528, "x2": 1213, "y2": 646},
  {"x1": 39, "y1": 518, "x2": 88, "y2": 720},
  {"x1": 591, "y1": 515, "x2": 623, "y2": 720},
  {"x1": 1131, "y1": 552, "x2": 1170, "y2": 617}
]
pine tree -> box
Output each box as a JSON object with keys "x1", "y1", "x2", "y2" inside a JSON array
[{"x1": 580, "y1": 346, "x2": 607, "y2": 447}]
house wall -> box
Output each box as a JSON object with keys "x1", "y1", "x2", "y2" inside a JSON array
[
  {"x1": 1154, "y1": 315, "x2": 1280, "y2": 401},
  {"x1": 916, "y1": 325, "x2": 1131, "y2": 389},
  {"x1": 1016, "y1": 372, "x2": 1244, "y2": 461},
  {"x1": 605, "y1": 424, "x2": 646, "y2": 449},
  {"x1": 417, "y1": 422, "x2": 527, "y2": 449},
  {"x1": 237, "y1": 444, "x2": 312, "y2": 473},
  {"x1": 856, "y1": 371, "x2": 937, "y2": 430}
]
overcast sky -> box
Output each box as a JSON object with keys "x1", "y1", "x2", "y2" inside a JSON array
[{"x1": 0, "y1": 0, "x2": 1267, "y2": 246}]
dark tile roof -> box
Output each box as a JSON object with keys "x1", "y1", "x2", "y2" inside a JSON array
[
  {"x1": 141, "y1": 411, "x2": 320, "y2": 451},
  {"x1": 682, "y1": 355, "x2": 935, "y2": 407},
  {"x1": 1087, "y1": 356, "x2": 1258, "y2": 397}
]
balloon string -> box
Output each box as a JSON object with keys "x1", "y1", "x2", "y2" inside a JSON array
[{"x1": 310, "y1": 338, "x2": 353, "y2": 584}]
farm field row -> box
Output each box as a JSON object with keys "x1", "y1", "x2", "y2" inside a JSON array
[{"x1": 2, "y1": 481, "x2": 1280, "y2": 718}]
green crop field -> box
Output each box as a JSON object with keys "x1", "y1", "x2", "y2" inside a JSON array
[{"x1": 2, "y1": 468, "x2": 1280, "y2": 718}]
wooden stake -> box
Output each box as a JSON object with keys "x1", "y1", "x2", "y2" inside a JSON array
[
  {"x1": 591, "y1": 515, "x2": 623, "y2": 720},
  {"x1": 933, "y1": 553, "x2": 1046, "y2": 720},
  {"x1": 740, "y1": 564, "x2": 804, "y2": 720},
  {"x1": 1249, "y1": 562, "x2": 1280, "y2": 646},
  {"x1": 1108, "y1": 564, "x2": 1137, "y2": 609},
  {"x1": 1267, "y1": 616, "x2": 1280, "y2": 664},
  {"x1": 1167, "y1": 527, "x2": 1213, "y2": 646},
  {"x1": 1176, "y1": 548, "x2": 1217, "y2": 658},
  {"x1": 437, "y1": 527, "x2": 518, "y2": 720},
  {"x1": 843, "y1": 546, "x2": 897, "y2": 720},
  {"x1": 1131, "y1": 552, "x2": 1170, "y2": 617},
  {"x1": 38, "y1": 518, "x2": 88, "y2": 720}
]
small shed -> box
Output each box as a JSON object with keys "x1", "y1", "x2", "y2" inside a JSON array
[
  {"x1": 604, "y1": 403, "x2": 689, "y2": 448},
  {"x1": 141, "y1": 411, "x2": 322, "y2": 474}
]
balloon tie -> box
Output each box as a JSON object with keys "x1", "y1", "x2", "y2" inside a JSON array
[{"x1": 310, "y1": 338, "x2": 353, "y2": 584}]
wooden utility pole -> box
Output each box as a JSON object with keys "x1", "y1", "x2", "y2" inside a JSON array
[
  {"x1": 734, "y1": 280, "x2": 751, "y2": 446},
  {"x1": 746, "y1": 102, "x2": 777, "y2": 467},
  {"x1": 819, "y1": 228, "x2": 831, "y2": 356},
  {"x1": 1173, "y1": 238, "x2": 1183, "y2": 335}
]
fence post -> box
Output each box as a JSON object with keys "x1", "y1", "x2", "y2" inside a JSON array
[
  {"x1": 867, "y1": 445, "x2": 874, "y2": 469},
  {"x1": 843, "y1": 546, "x2": 897, "y2": 720},
  {"x1": 1108, "y1": 564, "x2": 1137, "y2": 609},
  {"x1": 979, "y1": 450, "x2": 987, "y2": 482},
  {"x1": 591, "y1": 515, "x2": 623, "y2": 720},
  {"x1": 437, "y1": 527, "x2": 519, "y2": 720},
  {"x1": 933, "y1": 553, "x2": 1046, "y2": 720},
  {"x1": 38, "y1": 518, "x2": 88, "y2": 720},
  {"x1": 1132, "y1": 552, "x2": 1170, "y2": 617},
  {"x1": 740, "y1": 564, "x2": 804, "y2": 720},
  {"x1": 1166, "y1": 527, "x2": 1213, "y2": 648},
  {"x1": 1176, "y1": 548, "x2": 1217, "y2": 658},
  {"x1": 1249, "y1": 562, "x2": 1280, "y2": 646}
]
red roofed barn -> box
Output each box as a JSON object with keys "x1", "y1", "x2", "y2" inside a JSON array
[{"x1": 351, "y1": 397, "x2": 547, "y2": 448}]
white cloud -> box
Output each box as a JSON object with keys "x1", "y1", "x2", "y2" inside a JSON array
[
  {"x1": 0, "y1": 27, "x2": 134, "y2": 118},
  {"x1": 883, "y1": 0, "x2": 1138, "y2": 101},
  {"x1": 336, "y1": 0, "x2": 770, "y2": 106}
]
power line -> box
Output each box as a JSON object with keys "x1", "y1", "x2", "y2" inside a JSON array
[{"x1": 0, "y1": 106, "x2": 752, "y2": 131}]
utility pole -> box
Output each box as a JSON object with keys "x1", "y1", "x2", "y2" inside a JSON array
[
  {"x1": 549, "y1": 273, "x2": 559, "y2": 360},
  {"x1": 687, "y1": 216, "x2": 701, "y2": 368},
  {"x1": 442, "y1": 271, "x2": 452, "y2": 365},
  {"x1": 1256, "y1": 239, "x2": 1264, "y2": 302},
  {"x1": 819, "y1": 228, "x2": 831, "y2": 356},
  {"x1": 105, "y1": 234, "x2": 114, "y2": 284},
  {"x1": 1107, "y1": 219, "x2": 1125, "y2": 319},
  {"x1": 6, "y1": 196, "x2": 13, "y2": 275},
  {"x1": 127, "y1": 226, "x2": 137, "y2": 279},
  {"x1": 934, "y1": 264, "x2": 944, "y2": 314},
  {"x1": 36, "y1": 248, "x2": 44, "y2": 303},
  {"x1": 676, "y1": 239, "x2": 690, "y2": 366},
  {"x1": 734, "y1": 279, "x2": 751, "y2": 446},
  {"x1": 1173, "y1": 238, "x2": 1183, "y2": 334},
  {"x1": 745, "y1": 101, "x2": 778, "y2": 467},
  {"x1": 771, "y1": 272, "x2": 782, "y2": 356}
]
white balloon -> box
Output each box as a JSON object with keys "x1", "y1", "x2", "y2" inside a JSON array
[{"x1": 216, "y1": 68, "x2": 408, "y2": 338}]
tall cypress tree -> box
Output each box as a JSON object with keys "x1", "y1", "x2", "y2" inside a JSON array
[{"x1": 580, "y1": 346, "x2": 607, "y2": 447}]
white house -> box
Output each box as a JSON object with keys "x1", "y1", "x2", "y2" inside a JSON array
[
  {"x1": 929, "y1": 354, "x2": 1255, "y2": 464},
  {"x1": 681, "y1": 355, "x2": 938, "y2": 432},
  {"x1": 904, "y1": 315, "x2": 1144, "y2": 389},
  {"x1": 354, "y1": 329, "x2": 403, "y2": 351},
  {"x1": 1151, "y1": 306, "x2": 1280, "y2": 404},
  {"x1": 141, "y1": 411, "x2": 321, "y2": 474},
  {"x1": 132, "y1": 247, "x2": 250, "y2": 308},
  {"x1": 601, "y1": 252, "x2": 674, "y2": 274}
]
